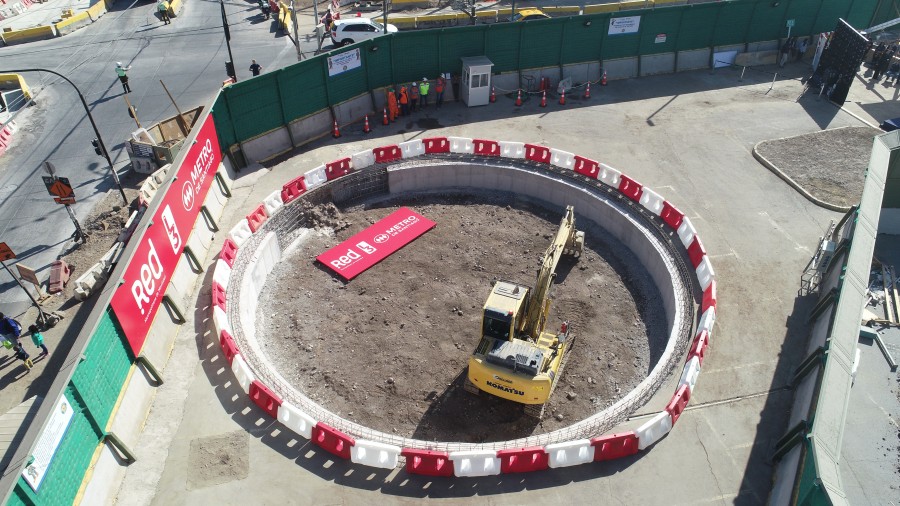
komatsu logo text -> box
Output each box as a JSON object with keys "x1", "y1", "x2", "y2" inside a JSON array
[{"x1": 487, "y1": 381, "x2": 524, "y2": 396}]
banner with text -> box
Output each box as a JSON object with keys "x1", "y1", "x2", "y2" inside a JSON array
[
  {"x1": 327, "y1": 48, "x2": 362, "y2": 77},
  {"x1": 110, "y1": 115, "x2": 222, "y2": 354},
  {"x1": 23, "y1": 396, "x2": 73, "y2": 491},
  {"x1": 609, "y1": 15, "x2": 640, "y2": 35},
  {"x1": 317, "y1": 207, "x2": 435, "y2": 281}
]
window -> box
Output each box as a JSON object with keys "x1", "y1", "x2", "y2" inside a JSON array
[{"x1": 472, "y1": 73, "x2": 488, "y2": 88}]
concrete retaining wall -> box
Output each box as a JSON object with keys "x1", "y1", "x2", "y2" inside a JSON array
[
  {"x1": 676, "y1": 49, "x2": 710, "y2": 71},
  {"x1": 603, "y1": 57, "x2": 639, "y2": 80},
  {"x1": 640, "y1": 53, "x2": 675, "y2": 76}
]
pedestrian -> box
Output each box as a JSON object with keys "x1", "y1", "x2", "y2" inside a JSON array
[
  {"x1": 28, "y1": 325, "x2": 48, "y2": 357},
  {"x1": 419, "y1": 77, "x2": 430, "y2": 108},
  {"x1": 387, "y1": 87, "x2": 399, "y2": 121},
  {"x1": 874, "y1": 52, "x2": 891, "y2": 80},
  {"x1": 435, "y1": 75, "x2": 445, "y2": 108},
  {"x1": 157, "y1": 0, "x2": 170, "y2": 24},
  {"x1": 0, "y1": 312, "x2": 22, "y2": 346},
  {"x1": 410, "y1": 82, "x2": 419, "y2": 112},
  {"x1": 796, "y1": 37, "x2": 809, "y2": 61},
  {"x1": 451, "y1": 73, "x2": 460, "y2": 101},
  {"x1": 249, "y1": 59, "x2": 262, "y2": 76},
  {"x1": 399, "y1": 85, "x2": 409, "y2": 116},
  {"x1": 779, "y1": 38, "x2": 792, "y2": 67},
  {"x1": 13, "y1": 343, "x2": 32, "y2": 370},
  {"x1": 115, "y1": 62, "x2": 132, "y2": 93}
]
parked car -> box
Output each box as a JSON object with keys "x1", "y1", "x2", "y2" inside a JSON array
[
  {"x1": 510, "y1": 8, "x2": 550, "y2": 22},
  {"x1": 331, "y1": 18, "x2": 398, "y2": 47}
]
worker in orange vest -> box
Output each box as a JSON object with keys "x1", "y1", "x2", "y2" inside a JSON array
[
  {"x1": 387, "y1": 87, "x2": 399, "y2": 121},
  {"x1": 410, "y1": 82, "x2": 420, "y2": 112},
  {"x1": 435, "y1": 75, "x2": 445, "y2": 108},
  {"x1": 399, "y1": 85, "x2": 409, "y2": 116}
]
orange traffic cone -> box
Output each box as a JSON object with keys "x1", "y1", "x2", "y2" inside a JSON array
[
  {"x1": 382, "y1": 106, "x2": 389, "y2": 125},
  {"x1": 515, "y1": 89, "x2": 522, "y2": 106},
  {"x1": 540, "y1": 89, "x2": 547, "y2": 107},
  {"x1": 363, "y1": 114, "x2": 371, "y2": 134},
  {"x1": 490, "y1": 86, "x2": 496, "y2": 103},
  {"x1": 559, "y1": 88, "x2": 566, "y2": 105},
  {"x1": 584, "y1": 82, "x2": 591, "y2": 99},
  {"x1": 356, "y1": 11, "x2": 361, "y2": 16},
  {"x1": 601, "y1": 70, "x2": 608, "y2": 86},
  {"x1": 332, "y1": 120, "x2": 341, "y2": 138}
]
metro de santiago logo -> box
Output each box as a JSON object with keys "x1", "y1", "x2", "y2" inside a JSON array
[{"x1": 160, "y1": 205, "x2": 182, "y2": 255}]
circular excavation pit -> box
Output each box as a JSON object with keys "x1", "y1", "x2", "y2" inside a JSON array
[{"x1": 227, "y1": 155, "x2": 697, "y2": 452}]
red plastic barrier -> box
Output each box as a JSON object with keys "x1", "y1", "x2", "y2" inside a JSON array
[
  {"x1": 591, "y1": 432, "x2": 639, "y2": 461},
  {"x1": 374, "y1": 145, "x2": 402, "y2": 163},
  {"x1": 220, "y1": 238, "x2": 238, "y2": 268},
  {"x1": 574, "y1": 155, "x2": 599, "y2": 179},
  {"x1": 665, "y1": 383, "x2": 691, "y2": 424},
  {"x1": 281, "y1": 175, "x2": 306, "y2": 204},
  {"x1": 660, "y1": 201, "x2": 684, "y2": 230},
  {"x1": 687, "y1": 329, "x2": 709, "y2": 365},
  {"x1": 325, "y1": 157, "x2": 352, "y2": 180},
  {"x1": 211, "y1": 281, "x2": 227, "y2": 312},
  {"x1": 702, "y1": 280, "x2": 717, "y2": 313},
  {"x1": 618, "y1": 175, "x2": 643, "y2": 202},
  {"x1": 249, "y1": 380, "x2": 283, "y2": 418},
  {"x1": 497, "y1": 447, "x2": 549, "y2": 473},
  {"x1": 219, "y1": 329, "x2": 239, "y2": 365},
  {"x1": 400, "y1": 449, "x2": 454, "y2": 477},
  {"x1": 246, "y1": 204, "x2": 269, "y2": 233},
  {"x1": 473, "y1": 139, "x2": 500, "y2": 156},
  {"x1": 423, "y1": 137, "x2": 450, "y2": 153},
  {"x1": 687, "y1": 236, "x2": 706, "y2": 269},
  {"x1": 312, "y1": 423, "x2": 355, "y2": 460},
  {"x1": 524, "y1": 143, "x2": 551, "y2": 164}
]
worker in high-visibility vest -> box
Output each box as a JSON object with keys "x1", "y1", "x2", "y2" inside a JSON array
[
  {"x1": 399, "y1": 85, "x2": 409, "y2": 116},
  {"x1": 157, "y1": 0, "x2": 170, "y2": 24},
  {"x1": 410, "y1": 82, "x2": 420, "y2": 113},
  {"x1": 387, "y1": 87, "x2": 399, "y2": 121},
  {"x1": 419, "y1": 77, "x2": 430, "y2": 108},
  {"x1": 435, "y1": 76, "x2": 445, "y2": 108}
]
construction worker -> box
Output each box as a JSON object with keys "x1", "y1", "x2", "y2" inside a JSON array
[
  {"x1": 410, "y1": 82, "x2": 420, "y2": 112},
  {"x1": 115, "y1": 62, "x2": 132, "y2": 93},
  {"x1": 399, "y1": 85, "x2": 409, "y2": 116},
  {"x1": 157, "y1": 0, "x2": 170, "y2": 23},
  {"x1": 435, "y1": 75, "x2": 445, "y2": 108},
  {"x1": 387, "y1": 87, "x2": 399, "y2": 121},
  {"x1": 419, "y1": 77, "x2": 430, "y2": 108}
]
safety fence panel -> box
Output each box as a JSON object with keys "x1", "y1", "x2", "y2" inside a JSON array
[
  {"x1": 712, "y1": 1, "x2": 755, "y2": 47},
  {"x1": 747, "y1": 2, "x2": 789, "y2": 42},
  {"x1": 222, "y1": 74, "x2": 284, "y2": 141},
  {"x1": 782, "y1": 0, "x2": 817, "y2": 36},
  {"x1": 391, "y1": 31, "x2": 442, "y2": 83},
  {"x1": 675, "y1": 4, "x2": 717, "y2": 51},
  {"x1": 600, "y1": 23, "x2": 640, "y2": 60},
  {"x1": 519, "y1": 20, "x2": 567, "y2": 70},
  {"x1": 812, "y1": 0, "x2": 856, "y2": 34},
  {"x1": 278, "y1": 59, "x2": 329, "y2": 123},
  {"x1": 562, "y1": 14, "x2": 607, "y2": 65},
  {"x1": 327, "y1": 47, "x2": 371, "y2": 105},
  {"x1": 69, "y1": 309, "x2": 133, "y2": 429},
  {"x1": 439, "y1": 26, "x2": 488, "y2": 74},
  {"x1": 484, "y1": 23, "x2": 522, "y2": 73},
  {"x1": 210, "y1": 93, "x2": 237, "y2": 154},
  {"x1": 363, "y1": 39, "x2": 393, "y2": 89},
  {"x1": 638, "y1": 9, "x2": 680, "y2": 55}
]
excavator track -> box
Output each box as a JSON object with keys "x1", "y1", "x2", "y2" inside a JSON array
[{"x1": 524, "y1": 331, "x2": 577, "y2": 419}]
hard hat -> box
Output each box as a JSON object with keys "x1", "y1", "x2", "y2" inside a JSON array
[
  {"x1": 422, "y1": 77, "x2": 427, "y2": 81},
  {"x1": 116, "y1": 62, "x2": 122, "y2": 66},
  {"x1": 412, "y1": 82, "x2": 417, "y2": 86}
]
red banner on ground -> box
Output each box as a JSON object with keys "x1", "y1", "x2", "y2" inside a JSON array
[
  {"x1": 317, "y1": 207, "x2": 435, "y2": 281},
  {"x1": 110, "y1": 115, "x2": 222, "y2": 354}
]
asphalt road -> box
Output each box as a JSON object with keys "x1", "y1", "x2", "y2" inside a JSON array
[{"x1": 0, "y1": 0, "x2": 325, "y2": 315}]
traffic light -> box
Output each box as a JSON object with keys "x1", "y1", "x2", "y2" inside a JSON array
[
  {"x1": 225, "y1": 61, "x2": 236, "y2": 80},
  {"x1": 91, "y1": 139, "x2": 102, "y2": 156}
]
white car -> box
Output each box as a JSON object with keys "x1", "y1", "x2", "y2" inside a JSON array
[{"x1": 330, "y1": 18, "x2": 398, "y2": 47}]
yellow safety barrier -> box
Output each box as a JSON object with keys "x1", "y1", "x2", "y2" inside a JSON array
[
  {"x1": 583, "y1": 4, "x2": 618, "y2": 13},
  {"x1": 619, "y1": 0, "x2": 650, "y2": 11},
  {"x1": 87, "y1": 1, "x2": 106, "y2": 19},
  {"x1": 387, "y1": 15, "x2": 417, "y2": 26},
  {"x1": 474, "y1": 9, "x2": 497, "y2": 18},
  {"x1": 418, "y1": 12, "x2": 458, "y2": 22},
  {"x1": 168, "y1": 0, "x2": 182, "y2": 15},
  {"x1": 543, "y1": 6, "x2": 581, "y2": 14},
  {"x1": 55, "y1": 11, "x2": 90, "y2": 31},
  {"x1": 0, "y1": 73, "x2": 32, "y2": 101},
  {"x1": 496, "y1": 7, "x2": 513, "y2": 15},
  {"x1": 653, "y1": 0, "x2": 686, "y2": 4},
  {"x1": 1, "y1": 25, "x2": 56, "y2": 43}
]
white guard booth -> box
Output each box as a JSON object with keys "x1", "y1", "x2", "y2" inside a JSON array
[{"x1": 460, "y1": 56, "x2": 494, "y2": 107}]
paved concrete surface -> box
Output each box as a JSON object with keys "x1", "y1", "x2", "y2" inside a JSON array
[
  {"x1": 110, "y1": 63, "x2": 900, "y2": 505},
  {"x1": 0, "y1": 0, "x2": 91, "y2": 32}
]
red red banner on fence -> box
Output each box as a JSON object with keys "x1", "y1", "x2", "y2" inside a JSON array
[
  {"x1": 317, "y1": 207, "x2": 435, "y2": 281},
  {"x1": 110, "y1": 115, "x2": 222, "y2": 354}
]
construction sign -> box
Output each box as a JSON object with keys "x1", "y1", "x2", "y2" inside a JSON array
[
  {"x1": 0, "y1": 242, "x2": 14, "y2": 262},
  {"x1": 42, "y1": 176, "x2": 76, "y2": 204}
]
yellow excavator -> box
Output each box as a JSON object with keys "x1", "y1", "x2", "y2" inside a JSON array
[{"x1": 464, "y1": 205, "x2": 584, "y2": 418}]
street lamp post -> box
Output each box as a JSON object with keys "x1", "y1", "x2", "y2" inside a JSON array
[
  {"x1": 0, "y1": 68, "x2": 128, "y2": 204},
  {"x1": 220, "y1": 0, "x2": 238, "y2": 82}
]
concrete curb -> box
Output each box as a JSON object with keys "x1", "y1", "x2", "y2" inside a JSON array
[{"x1": 751, "y1": 142, "x2": 852, "y2": 213}]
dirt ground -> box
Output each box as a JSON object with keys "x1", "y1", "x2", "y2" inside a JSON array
[
  {"x1": 256, "y1": 193, "x2": 668, "y2": 443},
  {"x1": 755, "y1": 126, "x2": 881, "y2": 208}
]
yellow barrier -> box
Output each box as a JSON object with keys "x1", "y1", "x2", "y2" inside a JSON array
[
  {"x1": 168, "y1": 0, "x2": 182, "y2": 15},
  {"x1": 387, "y1": 15, "x2": 417, "y2": 25},
  {"x1": 543, "y1": 6, "x2": 581, "y2": 14},
  {"x1": 474, "y1": 9, "x2": 497, "y2": 18},
  {"x1": 496, "y1": 7, "x2": 513, "y2": 15},
  {"x1": 55, "y1": 11, "x2": 90, "y2": 31},
  {"x1": 1, "y1": 25, "x2": 56, "y2": 43},
  {"x1": 653, "y1": 0, "x2": 686, "y2": 4},
  {"x1": 0, "y1": 73, "x2": 32, "y2": 101},
  {"x1": 87, "y1": 1, "x2": 105, "y2": 19},
  {"x1": 583, "y1": 4, "x2": 618, "y2": 13},
  {"x1": 619, "y1": 0, "x2": 650, "y2": 11},
  {"x1": 418, "y1": 13, "x2": 459, "y2": 22}
]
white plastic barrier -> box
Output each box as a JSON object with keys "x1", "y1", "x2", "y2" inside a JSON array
[
  {"x1": 550, "y1": 148, "x2": 575, "y2": 170},
  {"x1": 599, "y1": 163, "x2": 621, "y2": 188},
  {"x1": 448, "y1": 136, "x2": 475, "y2": 154},
  {"x1": 262, "y1": 190, "x2": 284, "y2": 218},
  {"x1": 449, "y1": 449, "x2": 501, "y2": 477},
  {"x1": 352, "y1": 149, "x2": 376, "y2": 170},
  {"x1": 228, "y1": 219, "x2": 253, "y2": 247},
  {"x1": 252, "y1": 232, "x2": 282, "y2": 278},
  {"x1": 303, "y1": 165, "x2": 327, "y2": 190},
  {"x1": 499, "y1": 141, "x2": 525, "y2": 159},
  {"x1": 545, "y1": 439, "x2": 594, "y2": 468},
  {"x1": 399, "y1": 139, "x2": 425, "y2": 158},
  {"x1": 639, "y1": 188, "x2": 665, "y2": 216},
  {"x1": 151, "y1": 165, "x2": 170, "y2": 185},
  {"x1": 696, "y1": 256, "x2": 716, "y2": 291},
  {"x1": 697, "y1": 306, "x2": 716, "y2": 334},
  {"x1": 231, "y1": 354, "x2": 255, "y2": 394},
  {"x1": 212, "y1": 306, "x2": 232, "y2": 339},
  {"x1": 636, "y1": 411, "x2": 673, "y2": 450},
  {"x1": 677, "y1": 217, "x2": 696, "y2": 249},
  {"x1": 679, "y1": 356, "x2": 701, "y2": 393},
  {"x1": 350, "y1": 440, "x2": 402, "y2": 469},
  {"x1": 277, "y1": 401, "x2": 317, "y2": 439},
  {"x1": 212, "y1": 259, "x2": 232, "y2": 289}
]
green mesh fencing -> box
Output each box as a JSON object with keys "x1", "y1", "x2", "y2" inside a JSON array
[
  {"x1": 279, "y1": 59, "x2": 328, "y2": 122},
  {"x1": 676, "y1": 5, "x2": 718, "y2": 51},
  {"x1": 638, "y1": 9, "x2": 680, "y2": 55},
  {"x1": 484, "y1": 23, "x2": 521, "y2": 73},
  {"x1": 439, "y1": 27, "x2": 488, "y2": 73},
  {"x1": 713, "y1": 1, "x2": 755, "y2": 47},
  {"x1": 223, "y1": 74, "x2": 285, "y2": 140},
  {"x1": 562, "y1": 15, "x2": 607, "y2": 64},
  {"x1": 364, "y1": 39, "x2": 395, "y2": 89},
  {"x1": 327, "y1": 47, "x2": 372, "y2": 104},
  {"x1": 210, "y1": 92, "x2": 236, "y2": 152},
  {"x1": 519, "y1": 20, "x2": 568, "y2": 69},
  {"x1": 391, "y1": 31, "x2": 442, "y2": 82}
]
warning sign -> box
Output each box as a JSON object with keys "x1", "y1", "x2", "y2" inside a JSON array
[
  {"x1": 317, "y1": 207, "x2": 436, "y2": 281},
  {"x1": 0, "y1": 242, "x2": 15, "y2": 262},
  {"x1": 42, "y1": 176, "x2": 76, "y2": 203}
]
